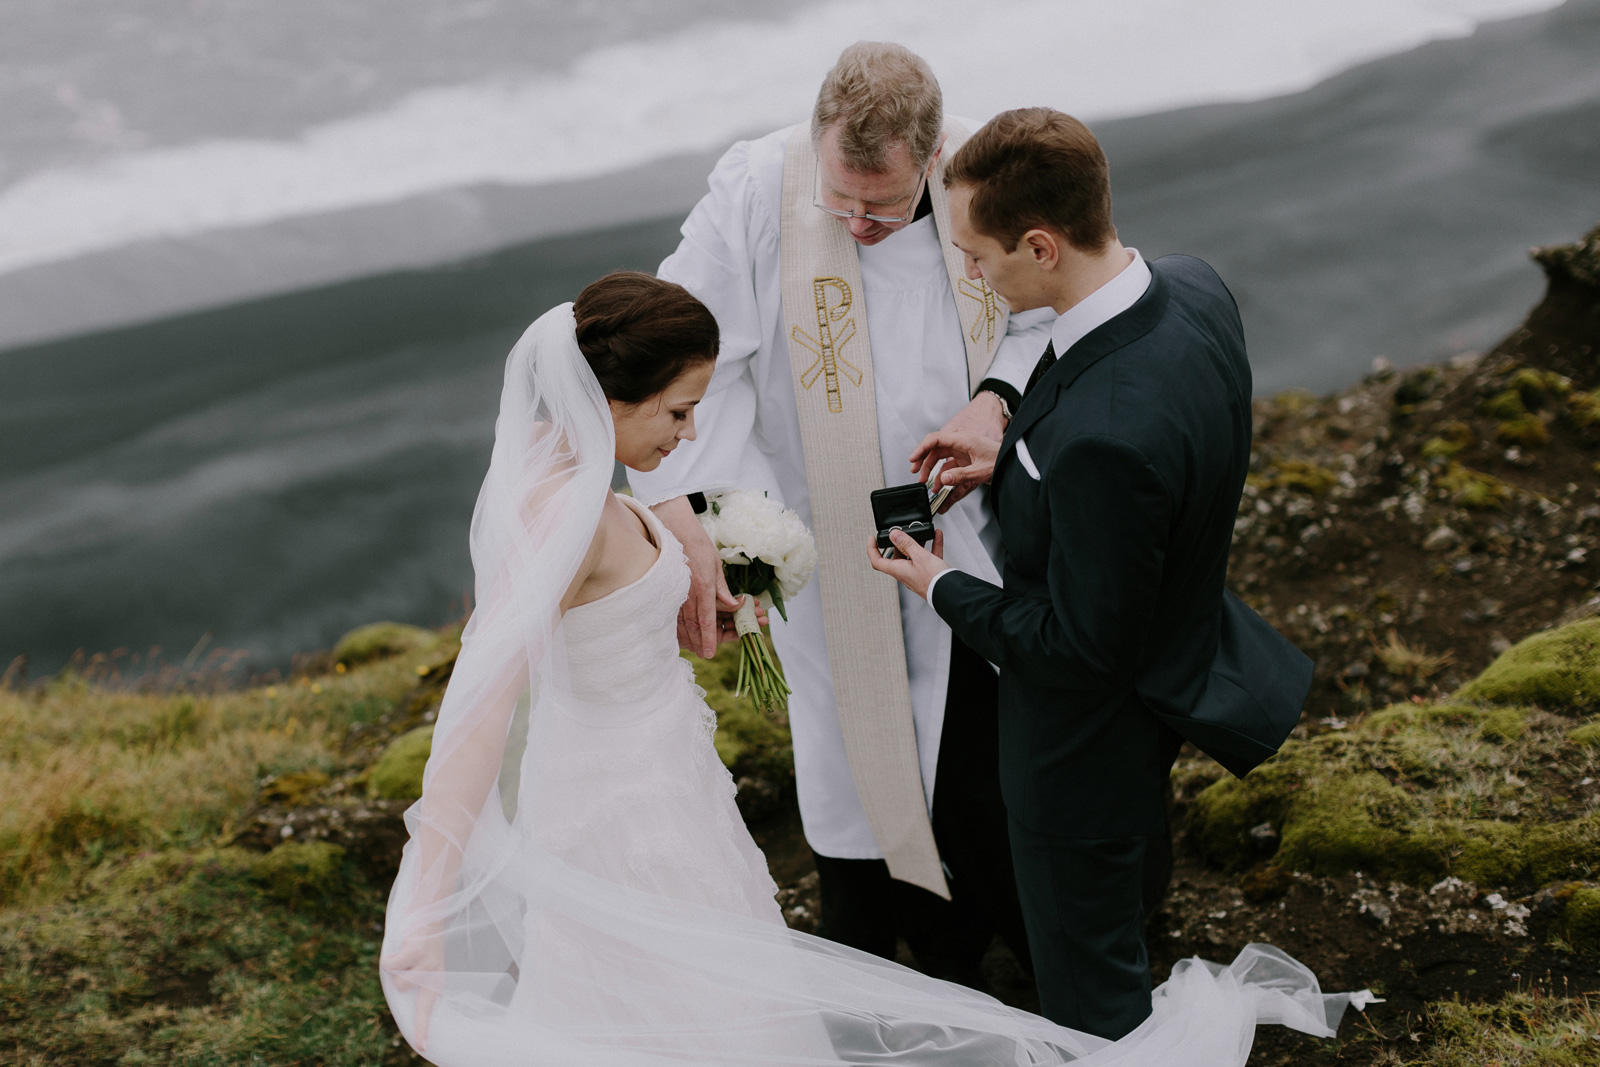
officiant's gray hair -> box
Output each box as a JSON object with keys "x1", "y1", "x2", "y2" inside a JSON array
[{"x1": 812, "y1": 42, "x2": 943, "y2": 173}]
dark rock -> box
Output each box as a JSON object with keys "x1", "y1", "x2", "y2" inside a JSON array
[
  {"x1": 735, "y1": 775, "x2": 785, "y2": 824},
  {"x1": 1360, "y1": 899, "x2": 1393, "y2": 928},
  {"x1": 1239, "y1": 864, "x2": 1295, "y2": 904}
]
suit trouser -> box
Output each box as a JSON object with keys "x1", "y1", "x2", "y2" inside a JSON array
[
  {"x1": 1007, "y1": 818, "x2": 1162, "y2": 1040},
  {"x1": 811, "y1": 637, "x2": 1032, "y2": 985}
]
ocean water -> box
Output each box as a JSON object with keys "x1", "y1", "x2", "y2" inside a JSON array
[
  {"x1": 0, "y1": 0, "x2": 1562, "y2": 286},
  {"x1": 2, "y1": 0, "x2": 1595, "y2": 673}
]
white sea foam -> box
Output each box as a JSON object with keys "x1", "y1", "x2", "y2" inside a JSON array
[{"x1": 0, "y1": 0, "x2": 1562, "y2": 277}]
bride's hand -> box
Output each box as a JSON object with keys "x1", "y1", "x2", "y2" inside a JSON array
[
  {"x1": 653, "y1": 496, "x2": 740, "y2": 657},
  {"x1": 381, "y1": 935, "x2": 445, "y2": 1052},
  {"x1": 909, "y1": 430, "x2": 1000, "y2": 511}
]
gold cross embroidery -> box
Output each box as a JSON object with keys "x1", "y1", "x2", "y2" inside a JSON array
[
  {"x1": 791, "y1": 276, "x2": 863, "y2": 414},
  {"x1": 957, "y1": 277, "x2": 1001, "y2": 352}
]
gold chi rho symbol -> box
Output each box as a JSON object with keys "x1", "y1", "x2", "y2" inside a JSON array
[
  {"x1": 957, "y1": 277, "x2": 1001, "y2": 352},
  {"x1": 791, "y1": 276, "x2": 862, "y2": 413}
]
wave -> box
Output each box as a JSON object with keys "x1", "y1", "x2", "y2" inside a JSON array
[{"x1": 0, "y1": 0, "x2": 1562, "y2": 277}]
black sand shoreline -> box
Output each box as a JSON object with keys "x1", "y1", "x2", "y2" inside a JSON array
[{"x1": 4, "y1": 0, "x2": 1598, "y2": 673}]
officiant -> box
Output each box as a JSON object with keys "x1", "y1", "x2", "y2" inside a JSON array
[{"x1": 627, "y1": 42, "x2": 1052, "y2": 984}]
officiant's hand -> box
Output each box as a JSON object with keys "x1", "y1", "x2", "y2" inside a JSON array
[
  {"x1": 653, "y1": 495, "x2": 742, "y2": 658},
  {"x1": 909, "y1": 430, "x2": 1000, "y2": 511},
  {"x1": 867, "y1": 528, "x2": 946, "y2": 600}
]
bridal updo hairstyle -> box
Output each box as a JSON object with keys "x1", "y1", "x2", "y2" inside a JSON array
[
  {"x1": 573, "y1": 271, "x2": 719, "y2": 405},
  {"x1": 944, "y1": 107, "x2": 1115, "y2": 254}
]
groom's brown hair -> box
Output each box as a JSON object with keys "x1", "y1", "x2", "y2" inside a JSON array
[{"x1": 944, "y1": 108, "x2": 1114, "y2": 253}]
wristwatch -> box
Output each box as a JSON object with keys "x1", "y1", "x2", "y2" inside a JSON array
[{"x1": 979, "y1": 388, "x2": 1013, "y2": 423}]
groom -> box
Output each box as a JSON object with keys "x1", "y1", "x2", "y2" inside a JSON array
[{"x1": 871, "y1": 109, "x2": 1310, "y2": 1039}]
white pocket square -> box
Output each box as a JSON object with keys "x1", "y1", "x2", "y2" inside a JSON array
[{"x1": 1015, "y1": 439, "x2": 1041, "y2": 480}]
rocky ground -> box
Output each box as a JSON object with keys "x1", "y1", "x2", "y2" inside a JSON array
[{"x1": 1231, "y1": 227, "x2": 1600, "y2": 724}]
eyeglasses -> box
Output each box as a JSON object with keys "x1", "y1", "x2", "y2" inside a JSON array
[{"x1": 812, "y1": 165, "x2": 929, "y2": 224}]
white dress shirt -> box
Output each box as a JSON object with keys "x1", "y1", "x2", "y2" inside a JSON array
[{"x1": 924, "y1": 249, "x2": 1152, "y2": 604}]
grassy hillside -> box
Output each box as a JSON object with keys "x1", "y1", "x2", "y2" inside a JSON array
[{"x1": 2, "y1": 224, "x2": 1596, "y2": 1065}]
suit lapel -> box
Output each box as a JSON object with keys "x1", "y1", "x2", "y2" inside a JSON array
[{"x1": 995, "y1": 262, "x2": 1173, "y2": 475}]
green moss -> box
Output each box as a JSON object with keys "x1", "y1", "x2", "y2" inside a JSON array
[
  {"x1": 1420, "y1": 988, "x2": 1600, "y2": 1067},
  {"x1": 1188, "y1": 758, "x2": 1304, "y2": 871},
  {"x1": 1275, "y1": 771, "x2": 1446, "y2": 881},
  {"x1": 1479, "y1": 706, "x2": 1531, "y2": 743},
  {"x1": 1496, "y1": 414, "x2": 1550, "y2": 448},
  {"x1": 1482, "y1": 388, "x2": 1528, "y2": 420},
  {"x1": 1422, "y1": 703, "x2": 1491, "y2": 727},
  {"x1": 332, "y1": 621, "x2": 439, "y2": 666},
  {"x1": 1421, "y1": 421, "x2": 1474, "y2": 461},
  {"x1": 1562, "y1": 887, "x2": 1600, "y2": 952},
  {"x1": 258, "y1": 768, "x2": 331, "y2": 806},
  {"x1": 43, "y1": 799, "x2": 137, "y2": 857},
  {"x1": 1360, "y1": 702, "x2": 1485, "y2": 736},
  {"x1": 249, "y1": 841, "x2": 355, "y2": 912},
  {"x1": 1566, "y1": 389, "x2": 1600, "y2": 430},
  {"x1": 1567, "y1": 719, "x2": 1600, "y2": 748},
  {"x1": 1456, "y1": 617, "x2": 1600, "y2": 712},
  {"x1": 367, "y1": 724, "x2": 434, "y2": 800},
  {"x1": 1186, "y1": 691, "x2": 1600, "y2": 887},
  {"x1": 1527, "y1": 813, "x2": 1600, "y2": 884},
  {"x1": 1273, "y1": 389, "x2": 1317, "y2": 414},
  {"x1": 1509, "y1": 368, "x2": 1571, "y2": 407},
  {"x1": 1256, "y1": 458, "x2": 1339, "y2": 496},
  {"x1": 1359, "y1": 703, "x2": 1420, "y2": 735},
  {"x1": 1436, "y1": 462, "x2": 1511, "y2": 510},
  {"x1": 1445, "y1": 819, "x2": 1531, "y2": 885},
  {"x1": 1, "y1": 846, "x2": 396, "y2": 1065}
]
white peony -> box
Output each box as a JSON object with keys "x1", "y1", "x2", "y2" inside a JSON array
[{"x1": 698, "y1": 489, "x2": 817, "y2": 602}]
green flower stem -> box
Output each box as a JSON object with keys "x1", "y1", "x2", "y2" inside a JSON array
[
  {"x1": 735, "y1": 631, "x2": 791, "y2": 716},
  {"x1": 721, "y1": 560, "x2": 791, "y2": 715}
]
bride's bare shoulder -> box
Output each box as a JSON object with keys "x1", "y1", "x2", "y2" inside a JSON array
[{"x1": 560, "y1": 498, "x2": 612, "y2": 612}]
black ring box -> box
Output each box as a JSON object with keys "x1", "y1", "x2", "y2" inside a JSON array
[{"x1": 871, "y1": 483, "x2": 936, "y2": 553}]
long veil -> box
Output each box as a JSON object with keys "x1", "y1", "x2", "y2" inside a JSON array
[{"x1": 380, "y1": 304, "x2": 1370, "y2": 1065}]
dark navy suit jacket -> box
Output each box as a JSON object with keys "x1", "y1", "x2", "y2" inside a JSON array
[{"x1": 931, "y1": 255, "x2": 1309, "y2": 837}]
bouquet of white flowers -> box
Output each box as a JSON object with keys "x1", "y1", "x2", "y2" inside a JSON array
[{"x1": 697, "y1": 489, "x2": 818, "y2": 714}]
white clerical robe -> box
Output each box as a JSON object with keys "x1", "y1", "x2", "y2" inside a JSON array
[{"x1": 628, "y1": 123, "x2": 1055, "y2": 860}]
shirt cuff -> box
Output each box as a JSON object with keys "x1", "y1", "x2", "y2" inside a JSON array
[
  {"x1": 924, "y1": 566, "x2": 959, "y2": 604},
  {"x1": 981, "y1": 343, "x2": 1036, "y2": 398},
  {"x1": 975, "y1": 378, "x2": 1022, "y2": 416}
]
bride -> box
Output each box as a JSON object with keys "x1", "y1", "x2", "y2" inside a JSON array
[{"x1": 379, "y1": 271, "x2": 1366, "y2": 1065}]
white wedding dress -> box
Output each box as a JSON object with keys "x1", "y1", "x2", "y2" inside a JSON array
[
  {"x1": 519, "y1": 495, "x2": 781, "y2": 923},
  {"x1": 380, "y1": 305, "x2": 1368, "y2": 1066}
]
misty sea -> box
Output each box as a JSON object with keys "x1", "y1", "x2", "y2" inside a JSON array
[{"x1": 2, "y1": 0, "x2": 1596, "y2": 672}]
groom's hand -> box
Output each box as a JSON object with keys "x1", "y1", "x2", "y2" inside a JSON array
[
  {"x1": 652, "y1": 495, "x2": 739, "y2": 658},
  {"x1": 909, "y1": 430, "x2": 1000, "y2": 511},
  {"x1": 866, "y1": 529, "x2": 946, "y2": 600}
]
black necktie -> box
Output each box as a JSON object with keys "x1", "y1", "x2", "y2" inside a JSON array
[{"x1": 1024, "y1": 340, "x2": 1057, "y2": 396}]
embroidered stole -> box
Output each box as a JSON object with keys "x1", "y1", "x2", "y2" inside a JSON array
[{"x1": 778, "y1": 121, "x2": 1008, "y2": 897}]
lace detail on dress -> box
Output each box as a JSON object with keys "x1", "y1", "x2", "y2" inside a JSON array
[{"x1": 697, "y1": 687, "x2": 718, "y2": 741}]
